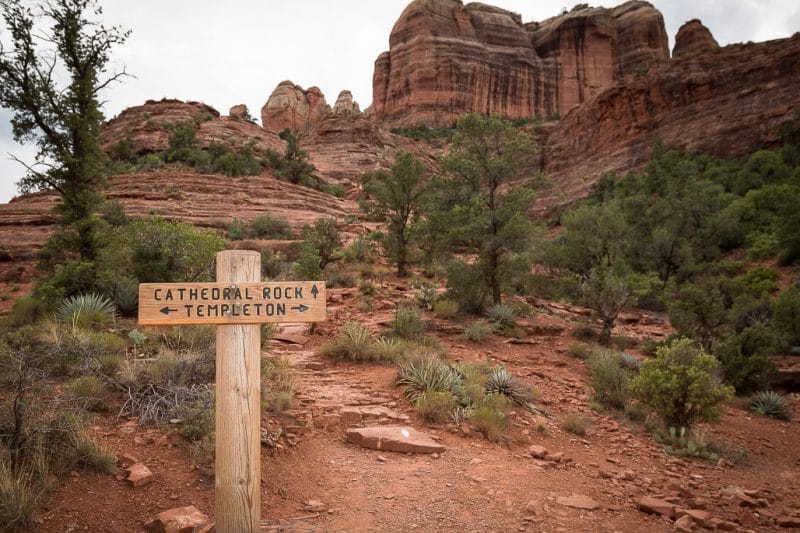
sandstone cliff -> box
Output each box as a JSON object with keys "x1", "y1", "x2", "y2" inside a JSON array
[
  {"x1": 261, "y1": 81, "x2": 331, "y2": 133},
  {"x1": 372, "y1": 0, "x2": 668, "y2": 128},
  {"x1": 672, "y1": 19, "x2": 719, "y2": 57},
  {"x1": 537, "y1": 35, "x2": 800, "y2": 210}
]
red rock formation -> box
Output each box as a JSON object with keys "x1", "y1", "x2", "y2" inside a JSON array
[
  {"x1": 538, "y1": 35, "x2": 800, "y2": 211},
  {"x1": 102, "y1": 99, "x2": 283, "y2": 155},
  {"x1": 372, "y1": 0, "x2": 668, "y2": 128},
  {"x1": 333, "y1": 90, "x2": 360, "y2": 115},
  {"x1": 261, "y1": 81, "x2": 330, "y2": 133},
  {"x1": 672, "y1": 19, "x2": 719, "y2": 57}
]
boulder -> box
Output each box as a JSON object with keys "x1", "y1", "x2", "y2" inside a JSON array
[
  {"x1": 261, "y1": 80, "x2": 330, "y2": 133},
  {"x1": 638, "y1": 496, "x2": 676, "y2": 519},
  {"x1": 345, "y1": 426, "x2": 445, "y2": 454},
  {"x1": 144, "y1": 505, "x2": 212, "y2": 533},
  {"x1": 228, "y1": 104, "x2": 250, "y2": 119},
  {"x1": 556, "y1": 494, "x2": 599, "y2": 510},
  {"x1": 333, "y1": 90, "x2": 360, "y2": 115},
  {"x1": 125, "y1": 462, "x2": 154, "y2": 487}
]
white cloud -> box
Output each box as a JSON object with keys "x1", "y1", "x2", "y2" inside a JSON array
[{"x1": 1, "y1": 0, "x2": 798, "y2": 202}]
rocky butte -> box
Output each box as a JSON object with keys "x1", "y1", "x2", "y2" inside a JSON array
[{"x1": 372, "y1": 0, "x2": 669, "y2": 127}]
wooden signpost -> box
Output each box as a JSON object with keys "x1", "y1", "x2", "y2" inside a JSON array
[{"x1": 138, "y1": 250, "x2": 326, "y2": 533}]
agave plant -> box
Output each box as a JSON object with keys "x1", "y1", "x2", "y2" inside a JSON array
[
  {"x1": 109, "y1": 280, "x2": 139, "y2": 317},
  {"x1": 397, "y1": 354, "x2": 460, "y2": 402},
  {"x1": 486, "y1": 303, "x2": 516, "y2": 327},
  {"x1": 57, "y1": 293, "x2": 116, "y2": 328},
  {"x1": 749, "y1": 390, "x2": 790, "y2": 420},
  {"x1": 485, "y1": 366, "x2": 535, "y2": 406}
]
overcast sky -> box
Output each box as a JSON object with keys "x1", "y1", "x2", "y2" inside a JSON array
[{"x1": 1, "y1": 0, "x2": 798, "y2": 203}]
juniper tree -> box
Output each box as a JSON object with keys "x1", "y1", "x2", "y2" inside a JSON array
[
  {"x1": 361, "y1": 151, "x2": 429, "y2": 277},
  {"x1": 425, "y1": 114, "x2": 542, "y2": 309},
  {"x1": 0, "y1": 0, "x2": 129, "y2": 294}
]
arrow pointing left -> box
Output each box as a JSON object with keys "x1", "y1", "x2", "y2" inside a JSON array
[{"x1": 160, "y1": 306, "x2": 178, "y2": 315}]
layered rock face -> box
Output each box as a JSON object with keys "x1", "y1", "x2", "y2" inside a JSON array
[
  {"x1": 102, "y1": 99, "x2": 283, "y2": 155},
  {"x1": 672, "y1": 19, "x2": 719, "y2": 57},
  {"x1": 333, "y1": 90, "x2": 360, "y2": 114},
  {"x1": 372, "y1": 0, "x2": 669, "y2": 127},
  {"x1": 261, "y1": 81, "x2": 331, "y2": 133},
  {"x1": 537, "y1": 35, "x2": 800, "y2": 210}
]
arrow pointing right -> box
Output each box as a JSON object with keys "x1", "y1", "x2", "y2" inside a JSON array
[{"x1": 291, "y1": 304, "x2": 309, "y2": 312}]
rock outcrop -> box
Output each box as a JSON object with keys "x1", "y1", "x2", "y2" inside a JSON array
[
  {"x1": 672, "y1": 19, "x2": 719, "y2": 57},
  {"x1": 372, "y1": 0, "x2": 668, "y2": 128},
  {"x1": 537, "y1": 35, "x2": 800, "y2": 210},
  {"x1": 333, "y1": 90, "x2": 360, "y2": 115},
  {"x1": 228, "y1": 104, "x2": 250, "y2": 119},
  {"x1": 102, "y1": 99, "x2": 282, "y2": 155},
  {"x1": 261, "y1": 81, "x2": 330, "y2": 133}
]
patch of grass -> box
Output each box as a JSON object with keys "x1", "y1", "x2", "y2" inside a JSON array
[
  {"x1": 392, "y1": 305, "x2": 426, "y2": 340},
  {"x1": 0, "y1": 461, "x2": 39, "y2": 532},
  {"x1": 319, "y1": 322, "x2": 377, "y2": 363},
  {"x1": 372, "y1": 337, "x2": 405, "y2": 364},
  {"x1": 65, "y1": 376, "x2": 107, "y2": 412},
  {"x1": 414, "y1": 391, "x2": 457, "y2": 423},
  {"x1": 561, "y1": 413, "x2": 591, "y2": 436},
  {"x1": 749, "y1": 390, "x2": 790, "y2": 420},
  {"x1": 463, "y1": 319, "x2": 494, "y2": 343},
  {"x1": 469, "y1": 403, "x2": 508, "y2": 442},
  {"x1": 262, "y1": 357, "x2": 295, "y2": 414},
  {"x1": 567, "y1": 341, "x2": 591, "y2": 359},
  {"x1": 587, "y1": 348, "x2": 633, "y2": 410},
  {"x1": 432, "y1": 299, "x2": 458, "y2": 319}
]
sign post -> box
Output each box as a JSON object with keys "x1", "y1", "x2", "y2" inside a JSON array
[{"x1": 138, "y1": 250, "x2": 326, "y2": 533}]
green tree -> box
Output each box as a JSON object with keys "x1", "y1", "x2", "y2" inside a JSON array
[
  {"x1": 361, "y1": 151, "x2": 429, "y2": 277},
  {"x1": 629, "y1": 338, "x2": 734, "y2": 428},
  {"x1": 0, "y1": 0, "x2": 129, "y2": 281},
  {"x1": 426, "y1": 114, "x2": 541, "y2": 308},
  {"x1": 276, "y1": 128, "x2": 317, "y2": 187}
]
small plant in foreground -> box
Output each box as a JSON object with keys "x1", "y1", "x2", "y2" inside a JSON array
[
  {"x1": 0, "y1": 461, "x2": 39, "y2": 532},
  {"x1": 262, "y1": 357, "x2": 295, "y2": 414},
  {"x1": 463, "y1": 319, "x2": 494, "y2": 343},
  {"x1": 655, "y1": 426, "x2": 719, "y2": 462},
  {"x1": 57, "y1": 293, "x2": 116, "y2": 328},
  {"x1": 561, "y1": 413, "x2": 591, "y2": 436},
  {"x1": 432, "y1": 299, "x2": 458, "y2": 320},
  {"x1": 414, "y1": 391, "x2": 457, "y2": 423},
  {"x1": 392, "y1": 305, "x2": 426, "y2": 340},
  {"x1": 587, "y1": 349, "x2": 634, "y2": 410},
  {"x1": 373, "y1": 337, "x2": 405, "y2": 363},
  {"x1": 469, "y1": 395, "x2": 511, "y2": 442},
  {"x1": 749, "y1": 390, "x2": 790, "y2": 420},
  {"x1": 567, "y1": 341, "x2": 591, "y2": 360},
  {"x1": 485, "y1": 366, "x2": 535, "y2": 406},
  {"x1": 397, "y1": 354, "x2": 460, "y2": 402},
  {"x1": 65, "y1": 376, "x2": 106, "y2": 412}
]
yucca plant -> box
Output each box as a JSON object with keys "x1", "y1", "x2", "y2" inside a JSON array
[
  {"x1": 373, "y1": 337, "x2": 405, "y2": 363},
  {"x1": 617, "y1": 352, "x2": 642, "y2": 373},
  {"x1": 319, "y1": 322, "x2": 377, "y2": 362},
  {"x1": 485, "y1": 366, "x2": 535, "y2": 406},
  {"x1": 109, "y1": 280, "x2": 139, "y2": 317},
  {"x1": 749, "y1": 390, "x2": 790, "y2": 420},
  {"x1": 486, "y1": 302, "x2": 516, "y2": 327},
  {"x1": 57, "y1": 293, "x2": 116, "y2": 329},
  {"x1": 397, "y1": 354, "x2": 460, "y2": 402}
]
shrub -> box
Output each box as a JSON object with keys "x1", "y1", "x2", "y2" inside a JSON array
[
  {"x1": 432, "y1": 299, "x2": 458, "y2": 320},
  {"x1": 372, "y1": 337, "x2": 405, "y2": 363},
  {"x1": 227, "y1": 218, "x2": 247, "y2": 240},
  {"x1": 561, "y1": 413, "x2": 592, "y2": 436},
  {"x1": 463, "y1": 319, "x2": 494, "y2": 343},
  {"x1": 445, "y1": 261, "x2": 487, "y2": 314},
  {"x1": 567, "y1": 341, "x2": 590, "y2": 360},
  {"x1": 485, "y1": 366, "x2": 535, "y2": 406},
  {"x1": 173, "y1": 403, "x2": 214, "y2": 442},
  {"x1": 414, "y1": 391, "x2": 456, "y2": 423},
  {"x1": 629, "y1": 338, "x2": 734, "y2": 428},
  {"x1": 412, "y1": 285, "x2": 437, "y2": 310},
  {"x1": 0, "y1": 461, "x2": 38, "y2": 532},
  {"x1": 571, "y1": 324, "x2": 595, "y2": 342},
  {"x1": 342, "y1": 235, "x2": 376, "y2": 263},
  {"x1": 397, "y1": 354, "x2": 460, "y2": 402},
  {"x1": 248, "y1": 214, "x2": 293, "y2": 240},
  {"x1": 65, "y1": 376, "x2": 106, "y2": 412},
  {"x1": 749, "y1": 390, "x2": 790, "y2": 420},
  {"x1": 469, "y1": 402, "x2": 508, "y2": 442},
  {"x1": 0, "y1": 296, "x2": 47, "y2": 328},
  {"x1": 148, "y1": 353, "x2": 182, "y2": 384},
  {"x1": 716, "y1": 325, "x2": 776, "y2": 394},
  {"x1": 655, "y1": 426, "x2": 719, "y2": 461},
  {"x1": 358, "y1": 280, "x2": 379, "y2": 297},
  {"x1": 323, "y1": 183, "x2": 346, "y2": 198},
  {"x1": 57, "y1": 293, "x2": 116, "y2": 329},
  {"x1": 588, "y1": 349, "x2": 637, "y2": 410},
  {"x1": 318, "y1": 322, "x2": 376, "y2": 362},
  {"x1": 107, "y1": 278, "x2": 139, "y2": 316},
  {"x1": 392, "y1": 305, "x2": 426, "y2": 340},
  {"x1": 486, "y1": 303, "x2": 516, "y2": 327},
  {"x1": 262, "y1": 357, "x2": 295, "y2": 414}
]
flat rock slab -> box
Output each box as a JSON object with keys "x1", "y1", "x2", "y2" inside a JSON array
[
  {"x1": 557, "y1": 494, "x2": 599, "y2": 510},
  {"x1": 346, "y1": 426, "x2": 445, "y2": 454}
]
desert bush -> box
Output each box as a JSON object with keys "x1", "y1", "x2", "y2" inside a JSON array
[
  {"x1": 107, "y1": 278, "x2": 139, "y2": 316},
  {"x1": 358, "y1": 279, "x2": 379, "y2": 297},
  {"x1": 617, "y1": 353, "x2": 642, "y2": 373},
  {"x1": 655, "y1": 426, "x2": 719, "y2": 461},
  {"x1": 432, "y1": 299, "x2": 458, "y2": 319},
  {"x1": 227, "y1": 218, "x2": 247, "y2": 240},
  {"x1": 342, "y1": 235, "x2": 377, "y2": 263},
  {"x1": 0, "y1": 296, "x2": 47, "y2": 328},
  {"x1": 39, "y1": 411, "x2": 116, "y2": 474},
  {"x1": 749, "y1": 390, "x2": 790, "y2": 420},
  {"x1": 485, "y1": 366, "x2": 535, "y2": 406},
  {"x1": 372, "y1": 337, "x2": 405, "y2": 363},
  {"x1": 392, "y1": 305, "x2": 426, "y2": 340},
  {"x1": 397, "y1": 354, "x2": 460, "y2": 402},
  {"x1": 412, "y1": 285, "x2": 437, "y2": 310},
  {"x1": 567, "y1": 341, "x2": 591, "y2": 359},
  {"x1": 588, "y1": 349, "x2": 635, "y2": 410},
  {"x1": 445, "y1": 261, "x2": 487, "y2": 314},
  {"x1": 463, "y1": 319, "x2": 494, "y2": 343},
  {"x1": 469, "y1": 406, "x2": 507, "y2": 440},
  {"x1": 414, "y1": 391, "x2": 457, "y2": 423},
  {"x1": 486, "y1": 302, "x2": 516, "y2": 327},
  {"x1": 629, "y1": 338, "x2": 734, "y2": 428},
  {"x1": 319, "y1": 322, "x2": 376, "y2": 362},
  {"x1": 159, "y1": 325, "x2": 215, "y2": 356},
  {"x1": 261, "y1": 249, "x2": 292, "y2": 281},
  {"x1": 65, "y1": 376, "x2": 106, "y2": 412},
  {"x1": 173, "y1": 403, "x2": 214, "y2": 442},
  {"x1": 571, "y1": 324, "x2": 595, "y2": 342},
  {"x1": 247, "y1": 214, "x2": 293, "y2": 240},
  {"x1": 561, "y1": 413, "x2": 592, "y2": 436},
  {"x1": 262, "y1": 357, "x2": 295, "y2": 414},
  {"x1": 57, "y1": 293, "x2": 116, "y2": 329}
]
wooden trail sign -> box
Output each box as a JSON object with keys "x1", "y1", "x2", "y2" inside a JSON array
[
  {"x1": 138, "y1": 281, "x2": 326, "y2": 325},
  {"x1": 138, "y1": 250, "x2": 326, "y2": 533}
]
